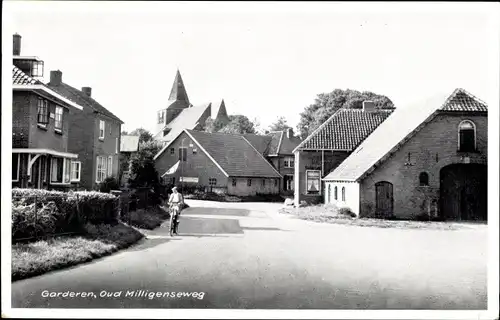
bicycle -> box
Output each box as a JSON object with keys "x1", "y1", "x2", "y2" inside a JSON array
[{"x1": 169, "y1": 203, "x2": 181, "y2": 237}]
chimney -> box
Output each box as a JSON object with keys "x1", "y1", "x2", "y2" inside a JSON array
[
  {"x1": 13, "y1": 33, "x2": 21, "y2": 56},
  {"x1": 286, "y1": 127, "x2": 294, "y2": 138},
  {"x1": 50, "y1": 70, "x2": 62, "y2": 85},
  {"x1": 362, "y1": 100, "x2": 376, "y2": 112},
  {"x1": 82, "y1": 87, "x2": 92, "y2": 97}
]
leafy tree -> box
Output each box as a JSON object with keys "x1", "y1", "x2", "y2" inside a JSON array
[
  {"x1": 129, "y1": 128, "x2": 153, "y2": 143},
  {"x1": 204, "y1": 117, "x2": 227, "y2": 133},
  {"x1": 128, "y1": 140, "x2": 162, "y2": 188},
  {"x1": 218, "y1": 115, "x2": 257, "y2": 134},
  {"x1": 297, "y1": 89, "x2": 395, "y2": 138},
  {"x1": 269, "y1": 116, "x2": 292, "y2": 132},
  {"x1": 121, "y1": 130, "x2": 128, "y2": 135}
]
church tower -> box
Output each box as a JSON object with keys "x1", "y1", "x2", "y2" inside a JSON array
[{"x1": 156, "y1": 70, "x2": 191, "y2": 134}]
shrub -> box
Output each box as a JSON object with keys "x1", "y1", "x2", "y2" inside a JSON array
[
  {"x1": 98, "y1": 177, "x2": 120, "y2": 193},
  {"x1": 338, "y1": 207, "x2": 356, "y2": 218}
]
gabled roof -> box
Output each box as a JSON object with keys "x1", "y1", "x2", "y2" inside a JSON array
[
  {"x1": 155, "y1": 103, "x2": 211, "y2": 142},
  {"x1": 324, "y1": 88, "x2": 488, "y2": 182},
  {"x1": 186, "y1": 130, "x2": 281, "y2": 178},
  {"x1": 294, "y1": 108, "x2": 393, "y2": 152},
  {"x1": 267, "y1": 131, "x2": 283, "y2": 155},
  {"x1": 155, "y1": 129, "x2": 282, "y2": 178},
  {"x1": 120, "y1": 135, "x2": 140, "y2": 152},
  {"x1": 168, "y1": 70, "x2": 190, "y2": 105},
  {"x1": 12, "y1": 66, "x2": 83, "y2": 110},
  {"x1": 243, "y1": 130, "x2": 302, "y2": 156},
  {"x1": 48, "y1": 82, "x2": 123, "y2": 123},
  {"x1": 242, "y1": 134, "x2": 273, "y2": 155},
  {"x1": 275, "y1": 131, "x2": 302, "y2": 155}
]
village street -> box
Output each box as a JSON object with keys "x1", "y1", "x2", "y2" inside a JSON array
[{"x1": 11, "y1": 200, "x2": 487, "y2": 309}]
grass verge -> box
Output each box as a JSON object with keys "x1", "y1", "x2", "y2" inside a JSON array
[
  {"x1": 280, "y1": 205, "x2": 480, "y2": 230},
  {"x1": 12, "y1": 222, "x2": 144, "y2": 281}
]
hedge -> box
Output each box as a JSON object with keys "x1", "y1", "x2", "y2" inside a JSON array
[{"x1": 12, "y1": 188, "x2": 120, "y2": 240}]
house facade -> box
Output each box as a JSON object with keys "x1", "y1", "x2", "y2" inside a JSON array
[
  {"x1": 324, "y1": 89, "x2": 488, "y2": 221},
  {"x1": 244, "y1": 128, "x2": 302, "y2": 195},
  {"x1": 12, "y1": 34, "x2": 84, "y2": 190},
  {"x1": 47, "y1": 71, "x2": 124, "y2": 190},
  {"x1": 293, "y1": 103, "x2": 394, "y2": 205},
  {"x1": 154, "y1": 130, "x2": 281, "y2": 196}
]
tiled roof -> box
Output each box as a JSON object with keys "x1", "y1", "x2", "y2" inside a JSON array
[
  {"x1": 243, "y1": 131, "x2": 302, "y2": 156},
  {"x1": 120, "y1": 135, "x2": 140, "y2": 152},
  {"x1": 276, "y1": 131, "x2": 302, "y2": 155},
  {"x1": 295, "y1": 108, "x2": 393, "y2": 151},
  {"x1": 156, "y1": 103, "x2": 211, "y2": 142},
  {"x1": 243, "y1": 134, "x2": 273, "y2": 155},
  {"x1": 12, "y1": 65, "x2": 40, "y2": 85},
  {"x1": 48, "y1": 82, "x2": 124, "y2": 123},
  {"x1": 440, "y1": 88, "x2": 488, "y2": 112},
  {"x1": 267, "y1": 132, "x2": 283, "y2": 155},
  {"x1": 186, "y1": 130, "x2": 281, "y2": 178},
  {"x1": 324, "y1": 88, "x2": 488, "y2": 182}
]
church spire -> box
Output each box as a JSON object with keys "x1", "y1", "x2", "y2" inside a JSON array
[{"x1": 168, "y1": 69, "x2": 190, "y2": 104}]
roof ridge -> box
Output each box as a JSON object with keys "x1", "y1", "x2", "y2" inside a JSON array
[
  {"x1": 241, "y1": 136, "x2": 283, "y2": 177},
  {"x1": 275, "y1": 131, "x2": 284, "y2": 155}
]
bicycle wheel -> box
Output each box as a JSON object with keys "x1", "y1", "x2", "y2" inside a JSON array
[{"x1": 169, "y1": 214, "x2": 175, "y2": 237}]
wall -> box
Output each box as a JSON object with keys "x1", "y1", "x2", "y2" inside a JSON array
[
  {"x1": 294, "y1": 150, "x2": 349, "y2": 204},
  {"x1": 93, "y1": 114, "x2": 122, "y2": 188},
  {"x1": 155, "y1": 131, "x2": 228, "y2": 188},
  {"x1": 227, "y1": 177, "x2": 280, "y2": 196},
  {"x1": 359, "y1": 113, "x2": 487, "y2": 219},
  {"x1": 12, "y1": 91, "x2": 31, "y2": 148},
  {"x1": 324, "y1": 181, "x2": 360, "y2": 215}
]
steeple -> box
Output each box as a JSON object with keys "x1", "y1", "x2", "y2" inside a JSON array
[{"x1": 168, "y1": 69, "x2": 190, "y2": 104}]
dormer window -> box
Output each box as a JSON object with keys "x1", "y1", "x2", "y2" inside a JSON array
[
  {"x1": 31, "y1": 60, "x2": 44, "y2": 77},
  {"x1": 13, "y1": 57, "x2": 44, "y2": 78},
  {"x1": 458, "y1": 120, "x2": 476, "y2": 152}
]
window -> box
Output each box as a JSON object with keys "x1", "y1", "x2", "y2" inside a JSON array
[
  {"x1": 341, "y1": 187, "x2": 345, "y2": 201},
  {"x1": 327, "y1": 185, "x2": 331, "y2": 203},
  {"x1": 247, "y1": 179, "x2": 252, "y2": 187},
  {"x1": 99, "y1": 120, "x2": 105, "y2": 140},
  {"x1": 458, "y1": 120, "x2": 476, "y2": 152},
  {"x1": 107, "y1": 156, "x2": 113, "y2": 177},
  {"x1": 115, "y1": 138, "x2": 119, "y2": 154},
  {"x1": 51, "y1": 158, "x2": 71, "y2": 184},
  {"x1": 209, "y1": 178, "x2": 217, "y2": 186},
  {"x1": 306, "y1": 170, "x2": 321, "y2": 194},
  {"x1": 158, "y1": 110, "x2": 165, "y2": 124},
  {"x1": 262, "y1": 179, "x2": 266, "y2": 187},
  {"x1": 12, "y1": 153, "x2": 20, "y2": 181},
  {"x1": 96, "y1": 156, "x2": 107, "y2": 183},
  {"x1": 284, "y1": 156, "x2": 295, "y2": 168},
  {"x1": 334, "y1": 186, "x2": 338, "y2": 200},
  {"x1": 284, "y1": 175, "x2": 294, "y2": 191},
  {"x1": 170, "y1": 148, "x2": 175, "y2": 155},
  {"x1": 37, "y1": 98, "x2": 49, "y2": 125},
  {"x1": 274, "y1": 179, "x2": 278, "y2": 187},
  {"x1": 31, "y1": 60, "x2": 44, "y2": 77},
  {"x1": 193, "y1": 148, "x2": 197, "y2": 155},
  {"x1": 178, "y1": 147, "x2": 187, "y2": 161},
  {"x1": 232, "y1": 179, "x2": 237, "y2": 187},
  {"x1": 419, "y1": 172, "x2": 429, "y2": 186},
  {"x1": 54, "y1": 106, "x2": 63, "y2": 130},
  {"x1": 71, "y1": 161, "x2": 81, "y2": 182}
]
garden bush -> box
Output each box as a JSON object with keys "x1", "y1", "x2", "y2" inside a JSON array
[
  {"x1": 12, "y1": 188, "x2": 120, "y2": 240},
  {"x1": 98, "y1": 177, "x2": 120, "y2": 193}
]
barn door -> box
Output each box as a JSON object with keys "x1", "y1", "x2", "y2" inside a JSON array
[{"x1": 375, "y1": 181, "x2": 394, "y2": 216}]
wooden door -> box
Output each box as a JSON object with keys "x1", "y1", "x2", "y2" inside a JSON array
[{"x1": 375, "y1": 181, "x2": 394, "y2": 216}]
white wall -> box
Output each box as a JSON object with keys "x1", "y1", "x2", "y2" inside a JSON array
[{"x1": 324, "y1": 181, "x2": 360, "y2": 216}]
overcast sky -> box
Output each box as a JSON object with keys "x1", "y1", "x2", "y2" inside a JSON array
[{"x1": 5, "y1": 2, "x2": 499, "y2": 134}]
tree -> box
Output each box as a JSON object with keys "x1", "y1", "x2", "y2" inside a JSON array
[
  {"x1": 129, "y1": 128, "x2": 153, "y2": 143},
  {"x1": 121, "y1": 130, "x2": 128, "y2": 135},
  {"x1": 218, "y1": 115, "x2": 257, "y2": 134},
  {"x1": 128, "y1": 140, "x2": 162, "y2": 188},
  {"x1": 268, "y1": 116, "x2": 292, "y2": 132},
  {"x1": 204, "y1": 117, "x2": 227, "y2": 133},
  {"x1": 297, "y1": 89, "x2": 394, "y2": 138}
]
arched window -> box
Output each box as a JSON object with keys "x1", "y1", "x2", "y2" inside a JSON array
[
  {"x1": 328, "y1": 185, "x2": 331, "y2": 203},
  {"x1": 334, "y1": 186, "x2": 338, "y2": 200},
  {"x1": 419, "y1": 172, "x2": 429, "y2": 186},
  {"x1": 341, "y1": 187, "x2": 346, "y2": 201},
  {"x1": 458, "y1": 120, "x2": 476, "y2": 152}
]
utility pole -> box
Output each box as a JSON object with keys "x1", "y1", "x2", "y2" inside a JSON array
[{"x1": 180, "y1": 138, "x2": 185, "y2": 194}]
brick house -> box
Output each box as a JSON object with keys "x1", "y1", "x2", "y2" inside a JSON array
[
  {"x1": 323, "y1": 89, "x2": 488, "y2": 221},
  {"x1": 154, "y1": 129, "x2": 281, "y2": 196},
  {"x1": 153, "y1": 70, "x2": 229, "y2": 145},
  {"x1": 293, "y1": 104, "x2": 394, "y2": 205},
  {"x1": 12, "y1": 34, "x2": 85, "y2": 190},
  {"x1": 47, "y1": 71, "x2": 124, "y2": 190},
  {"x1": 243, "y1": 128, "x2": 302, "y2": 195}
]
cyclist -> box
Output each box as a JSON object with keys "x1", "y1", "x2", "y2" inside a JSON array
[{"x1": 168, "y1": 186, "x2": 184, "y2": 235}]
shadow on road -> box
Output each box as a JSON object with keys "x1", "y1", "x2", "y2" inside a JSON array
[{"x1": 182, "y1": 207, "x2": 251, "y2": 217}]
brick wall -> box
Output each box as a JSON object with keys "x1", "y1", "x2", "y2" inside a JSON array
[
  {"x1": 227, "y1": 177, "x2": 280, "y2": 196},
  {"x1": 359, "y1": 113, "x2": 487, "y2": 219},
  {"x1": 12, "y1": 91, "x2": 31, "y2": 148},
  {"x1": 93, "y1": 115, "x2": 122, "y2": 187}
]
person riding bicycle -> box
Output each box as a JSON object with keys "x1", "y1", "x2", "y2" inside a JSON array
[{"x1": 168, "y1": 187, "x2": 184, "y2": 235}]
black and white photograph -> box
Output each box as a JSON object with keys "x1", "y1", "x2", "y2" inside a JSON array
[{"x1": 2, "y1": 1, "x2": 499, "y2": 319}]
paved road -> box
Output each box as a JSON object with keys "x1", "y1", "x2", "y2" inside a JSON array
[{"x1": 11, "y1": 200, "x2": 487, "y2": 309}]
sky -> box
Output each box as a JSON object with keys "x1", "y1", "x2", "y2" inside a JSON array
[{"x1": 4, "y1": 2, "x2": 499, "y2": 134}]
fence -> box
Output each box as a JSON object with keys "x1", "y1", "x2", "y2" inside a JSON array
[{"x1": 12, "y1": 193, "x2": 120, "y2": 243}]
